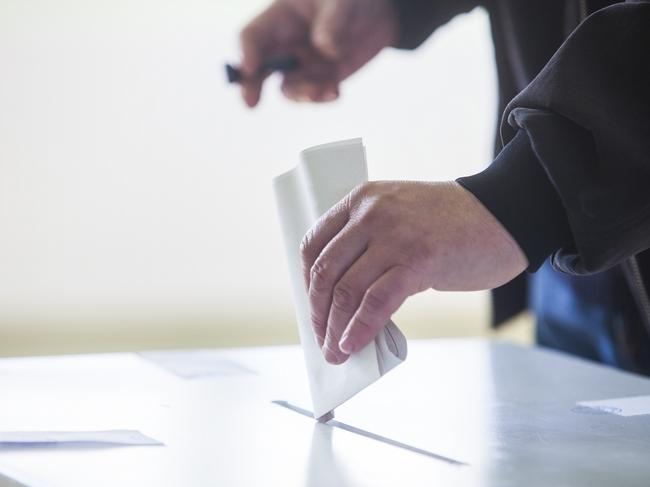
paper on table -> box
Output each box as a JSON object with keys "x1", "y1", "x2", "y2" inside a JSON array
[
  {"x1": 577, "y1": 394, "x2": 650, "y2": 416},
  {"x1": 139, "y1": 350, "x2": 255, "y2": 379},
  {"x1": 273, "y1": 138, "x2": 407, "y2": 419},
  {"x1": 0, "y1": 430, "x2": 162, "y2": 446}
]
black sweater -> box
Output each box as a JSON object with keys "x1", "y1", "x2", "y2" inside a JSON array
[{"x1": 392, "y1": 0, "x2": 650, "y2": 322}]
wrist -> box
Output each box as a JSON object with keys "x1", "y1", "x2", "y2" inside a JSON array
[
  {"x1": 454, "y1": 181, "x2": 529, "y2": 280},
  {"x1": 457, "y1": 130, "x2": 573, "y2": 271}
]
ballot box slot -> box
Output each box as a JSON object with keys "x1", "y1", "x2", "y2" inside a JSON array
[{"x1": 272, "y1": 400, "x2": 468, "y2": 466}]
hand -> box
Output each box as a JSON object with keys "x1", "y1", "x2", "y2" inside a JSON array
[
  {"x1": 239, "y1": 0, "x2": 398, "y2": 107},
  {"x1": 300, "y1": 181, "x2": 528, "y2": 364}
]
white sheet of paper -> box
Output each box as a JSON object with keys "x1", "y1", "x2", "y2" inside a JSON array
[
  {"x1": 139, "y1": 350, "x2": 255, "y2": 379},
  {"x1": 577, "y1": 394, "x2": 650, "y2": 416},
  {"x1": 0, "y1": 430, "x2": 162, "y2": 445},
  {"x1": 273, "y1": 138, "x2": 407, "y2": 419}
]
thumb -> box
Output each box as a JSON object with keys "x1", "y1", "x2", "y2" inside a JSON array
[{"x1": 311, "y1": 0, "x2": 347, "y2": 60}]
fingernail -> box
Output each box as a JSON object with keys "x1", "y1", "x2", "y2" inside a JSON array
[{"x1": 339, "y1": 333, "x2": 354, "y2": 355}]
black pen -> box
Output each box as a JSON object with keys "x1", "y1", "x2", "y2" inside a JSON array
[{"x1": 225, "y1": 56, "x2": 300, "y2": 84}]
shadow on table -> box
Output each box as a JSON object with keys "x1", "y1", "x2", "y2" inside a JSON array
[{"x1": 306, "y1": 422, "x2": 351, "y2": 487}]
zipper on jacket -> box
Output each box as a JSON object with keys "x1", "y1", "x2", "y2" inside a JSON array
[{"x1": 622, "y1": 256, "x2": 650, "y2": 338}]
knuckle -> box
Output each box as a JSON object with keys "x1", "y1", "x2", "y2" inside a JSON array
[
  {"x1": 310, "y1": 309, "x2": 326, "y2": 330},
  {"x1": 363, "y1": 288, "x2": 390, "y2": 315},
  {"x1": 309, "y1": 261, "x2": 333, "y2": 292},
  {"x1": 331, "y1": 282, "x2": 356, "y2": 312},
  {"x1": 299, "y1": 229, "x2": 315, "y2": 261},
  {"x1": 351, "y1": 181, "x2": 370, "y2": 199},
  {"x1": 348, "y1": 182, "x2": 374, "y2": 207},
  {"x1": 352, "y1": 314, "x2": 377, "y2": 336},
  {"x1": 358, "y1": 191, "x2": 396, "y2": 226},
  {"x1": 347, "y1": 183, "x2": 395, "y2": 229},
  {"x1": 372, "y1": 195, "x2": 397, "y2": 219}
]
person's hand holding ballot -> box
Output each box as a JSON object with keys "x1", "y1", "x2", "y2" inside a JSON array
[
  {"x1": 300, "y1": 181, "x2": 527, "y2": 364},
  {"x1": 237, "y1": 0, "x2": 529, "y2": 367},
  {"x1": 238, "y1": 0, "x2": 650, "y2": 375}
]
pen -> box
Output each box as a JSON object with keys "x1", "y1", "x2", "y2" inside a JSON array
[{"x1": 225, "y1": 56, "x2": 300, "y2": 84}]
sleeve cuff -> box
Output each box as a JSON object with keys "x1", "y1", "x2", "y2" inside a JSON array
[
  {"x1": 390, "y1": 0, "x2": 480, "y2": 50},
  {"x1": 456, "y1": 130, "x2": 574, "y2": 271},
  {"x1": 391, "y1": 0, "x2": 440, "y2": 49}
]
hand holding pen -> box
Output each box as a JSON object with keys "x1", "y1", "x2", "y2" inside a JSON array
[{"x1": 229, "y1": 0, "x2": 399, "y2": 107}]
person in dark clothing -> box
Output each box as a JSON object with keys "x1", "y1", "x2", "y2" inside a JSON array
[{"x1": 238, "y1": 0, "x2": 650, "y2": 374}]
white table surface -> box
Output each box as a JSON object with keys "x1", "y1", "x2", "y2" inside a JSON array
[{"x1": 0, "y1": 339, "x2": 649, "y2": 487}]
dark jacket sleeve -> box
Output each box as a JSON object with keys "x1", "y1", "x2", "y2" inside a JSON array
[
  {"x1": 458, "y1": 1, "x2": 650, "y2": 275},
  {"x1": 391, "y1": 0, "x2": 482, "y2": 49}
]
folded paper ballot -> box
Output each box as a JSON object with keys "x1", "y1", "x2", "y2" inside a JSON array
[
  {"x1": 0, "y1": 430, "x2": 162, "y2": 446},
  {"x1": 273, "y1": 138, "x2": 407, "y2": 419}
]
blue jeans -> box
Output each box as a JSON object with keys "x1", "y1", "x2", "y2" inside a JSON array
[{"x1": 530, "y1": 260, "x2": 649, "y2": 373}]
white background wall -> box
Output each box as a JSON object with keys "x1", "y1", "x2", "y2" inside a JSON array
[{"x1": 0, "y1": 0, "x2": 498, "y2": 352}]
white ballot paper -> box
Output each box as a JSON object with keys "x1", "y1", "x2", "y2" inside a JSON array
[
  {"x1": 0, "y1": 430, "x2": 162, "y2": 446},
  {"x1": 577, "y1": 394, "x2": 650, "y2": 416},
  {"x1": 273, "y1": 138, "x2": 407, "y2": 419},
  {"x1": 139, "y1": 350, "x2": 255, "y2": 379}
]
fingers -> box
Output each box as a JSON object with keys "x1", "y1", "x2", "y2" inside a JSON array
[
  {"x1": 300, "y1": 199, "x2": 350, "y2": 290},
  {"x1": 281, "y1": 76, "x2": 339, "y2": 103},
  {"x1": 239, "y1": 2, "x2": 300, "y2": 107},
  {"x1": 239, "y1": 12, "x2": 270, "y2": 107},
  {"x1": 311, "y1": 0, "x2": 347, "y2": 60},
  {"x1": 241, "y1": 42, "x2": 340, "y2": 105},
  {"x1": 280, "y1": 49, "x2": 340, "y2": 103},
  {"x1": 238, "y1": 1, "x2": 346, "y2": 106},
  {"x1": 307, "y1": 225, "x2": 367, "y2": 350},
  {"x1": 338, "y1": 265, "x2": 420, "y2": 356},
  {"x1": 321, "y1": 248, "x2": 392, "y2": 364},
  {"x1": 240, "y1": 74, "x2": 269, "y2": 108}
]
